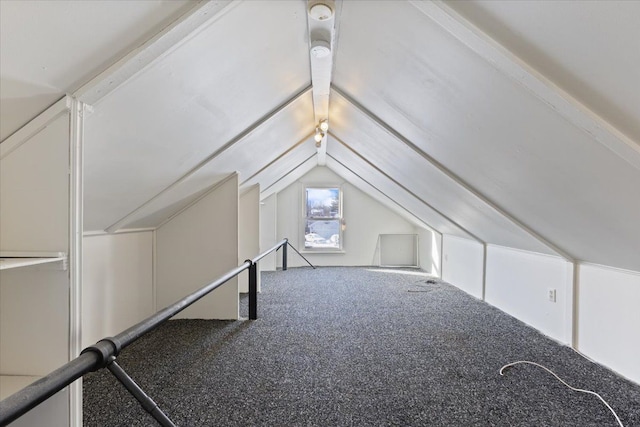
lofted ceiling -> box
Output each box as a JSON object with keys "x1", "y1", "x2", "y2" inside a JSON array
[{"x1": 1, "y1": 0, "x2": 639, "y2": 271}]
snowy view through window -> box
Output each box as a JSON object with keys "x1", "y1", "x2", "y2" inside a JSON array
[{"x1": 305, "y1": 187, "x2": 341, "y2": 249}]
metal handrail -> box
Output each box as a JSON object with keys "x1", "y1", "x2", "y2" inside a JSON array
[{"x1": 0, "y1": 238, "x2": 300, "y2": 426}]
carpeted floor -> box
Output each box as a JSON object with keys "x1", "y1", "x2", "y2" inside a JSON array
[{"x1": 83, "y1": 267, "x2": 640, "y2": 426}]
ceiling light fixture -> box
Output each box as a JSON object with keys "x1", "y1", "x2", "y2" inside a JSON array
[
  {"x1": 310, "y1": 39, "x2": 331, "y2": 58},
  {"x1": 319, "y1": 119, "x2": 329, "y2": 132},
  {"x1": 308, "y1": 3, "x2": 334, "y2": 21},
  {"x1": 314, "y1": 127, "x2": 325, "y2": 147}
]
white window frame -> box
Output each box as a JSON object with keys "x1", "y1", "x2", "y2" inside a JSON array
[{"x1": 302, "y1": 185, "x2": 344, "y2": 252}]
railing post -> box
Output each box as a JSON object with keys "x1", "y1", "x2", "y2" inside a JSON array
[
  {"x1": 282, "y1": 241, "x2": 288, "y2": 271},
  {"x1": 248, "y1": 261, "x2": 258, "y2": 320}
]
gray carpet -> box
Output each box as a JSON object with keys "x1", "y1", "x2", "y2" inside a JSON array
[{"x1": 83, "y1": 267, "x2": 640, "y2": 426}]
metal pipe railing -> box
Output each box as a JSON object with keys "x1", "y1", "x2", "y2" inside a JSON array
[{"x1": 0, "y1": 238, "x2": 298, "y2": 426}]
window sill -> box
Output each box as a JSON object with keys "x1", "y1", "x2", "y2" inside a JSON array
[{"x1": 300, "y1": 250, "x2": 346, "y2": 254}]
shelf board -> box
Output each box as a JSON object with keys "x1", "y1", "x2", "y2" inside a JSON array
[
  {"x1": 0, "y1": 375, "x2": 42, "y2": 400},
  {"x1": 0, "y1": 252, "x2": 67, "y2": 271}
]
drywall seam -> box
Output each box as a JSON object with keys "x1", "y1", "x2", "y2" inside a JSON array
[{"x1": 332, "y1": 85, "x2": 572, "y2": 260}]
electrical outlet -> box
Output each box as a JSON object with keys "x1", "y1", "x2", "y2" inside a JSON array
[{"x1": 547, "y1": 288, "x2": 556, "y2": 303}]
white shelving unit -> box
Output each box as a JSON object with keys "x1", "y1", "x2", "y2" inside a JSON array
[
  {"x1": 0, "y1": 252, "x2": 67, "y2": 271},
  {"x1": 0, "y1": 97, "x2": 83, "y2": 427}
]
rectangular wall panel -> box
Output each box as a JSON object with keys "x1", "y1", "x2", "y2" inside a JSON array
[
  {"x1": 485, "y1": 245, "x2": 572, "y2": 344},
  {"x1": 156, "y1": 174, "x2": 239, "y2": 319},
  {"x1": 82, "y1": 232, "x2": 154, "y2": 348},
  {"x1": 442, "y1": 235, "x2": 484, "y2": 299},
  {"x1": 239, "y1": 186, "x2": 260, "y2": 293},
  {"x1": 379, "y1": 234, "x2": 418, "y2": 267},
  {"x1": 577, "y1": 264, "x2": 640, "y2": 384}
]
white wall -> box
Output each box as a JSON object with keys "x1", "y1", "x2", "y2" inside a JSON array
[
  {"x1": 82, "y1": 232, "x2": 154, "y2": 348},
  {"x1": 485, "y1": 245, "x2": 573, "y2": 344},
  {"x1": 238, "y1": 185, "x2": 260, "y2": 293},
  {"x1": 0, "y1": 268, "x2": 70, "y2": 375},
  {"x1": 416, "y1": 226, "x2": 441, "y2": 276},
  {"x1": 441, "y1": 235, "x2": 484, "y2": 299},
  {"x1": 156, "y1": 174, "x2": 239, "y2": 319},
  {"x1": 259, "y1": 193, "x2": 278, "y2": 271},
  {"x1": 275, "y1": 167, "x2": 418, "y2": 267},
  {"x1": 577, "y1": 264, "x2": 640, "y2": 384},
  {"x1": 0, "y1": 114, "x2": 69, "y2": 252}
]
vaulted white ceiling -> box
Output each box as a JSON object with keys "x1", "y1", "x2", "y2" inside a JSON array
[{"x1": 1, "y1": 0, "x2": 639, "y2": 271}]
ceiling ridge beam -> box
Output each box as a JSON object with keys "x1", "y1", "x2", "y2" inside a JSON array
[
  {"x1": 410, "y1": 0, "x2": 640, "y2": 172},
  {"x1": 105, "y1": 85, "x2": 312, "y2": 232},
  {"x1": 75, "y1": 0, "x2": 239, "y2": 105},
  {"x1": 331, "y1": 85, "x2": 572, "y2": 260},
  {"x1": 325, "y1": 153, "x2": 443, "y2": 236},
  {"x1": 329, "y1": 131, "x2": 484, "y2": 244}
]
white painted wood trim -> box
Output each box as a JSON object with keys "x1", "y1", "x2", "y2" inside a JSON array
[
  {"x1": 75, "y1": 1, "x2": 239, "y2": 105},
  {"x1": 411, "y1": 0, "x2": 640, "y2": 171},
  {"x1": 0, "y1": 97, "x2": 70, "y2": 158},
  {"x1": 568, "y1": 261, "x2": 578, "y2": 349},
  {"x1": 83, "y1": 228, "x2": 157, "y2": 237},
  {"x1": 68, "y1": 98, "x2": 84, "y2": 427}
]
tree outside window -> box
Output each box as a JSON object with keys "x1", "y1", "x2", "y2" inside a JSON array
[{"x1": 304, "y1": 187, "x2": 341, "y2": 250}]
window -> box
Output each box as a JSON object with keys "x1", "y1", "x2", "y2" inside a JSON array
[{"x1": 304, "y1": 187, "x2": 342, "y2": 250}]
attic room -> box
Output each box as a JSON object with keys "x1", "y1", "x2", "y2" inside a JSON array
[{"x1": 1, "y1": 0, "x2": 639, "y2": 426}]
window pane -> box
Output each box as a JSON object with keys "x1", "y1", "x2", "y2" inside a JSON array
[
  {"x1": 306, "y1": 188, "x2": 340, "y2": 218},
  {"x1": 305, "y1": 219, "x2": 340, "y2": 249}
]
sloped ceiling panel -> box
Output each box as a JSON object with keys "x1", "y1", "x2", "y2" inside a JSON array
[
  {"x1": 0, "y1": 0, "x2": 195, "y2": 141},
  {"x1": 243, "y1": 139, "x2": 317, "y2": 194},
  {"x1": 260, "y1": 156, "x2": 318, "y2": 201},
  {"x1": 333, "y1": 1, "x2": 640, "y2": 270},
  {"x1": 123, "y1": 173, "x2": 233, "y2": 230},
  {"x1": 116, "y1": 91, "x2": 315, "y2": 230},
  {"x1": 325, "y1": 156, "x2": 437, "y2": 233},
  {"x1": 84, "y1": 0, "x2": 310, "y2": 231},
  {"x1": 326, "y1": 137, "x2": 474, "y2": 241},
  {"x1": 446, "y1": 0, "x2": 640, "y2": 145},
  {"x1": 329, "y1": 89, "x2": 556, "y2": 256}
]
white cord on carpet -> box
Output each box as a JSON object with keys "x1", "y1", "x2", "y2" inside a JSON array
[{"x1": 499, "y1": 360, "x2": 624, "y2": 427}]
